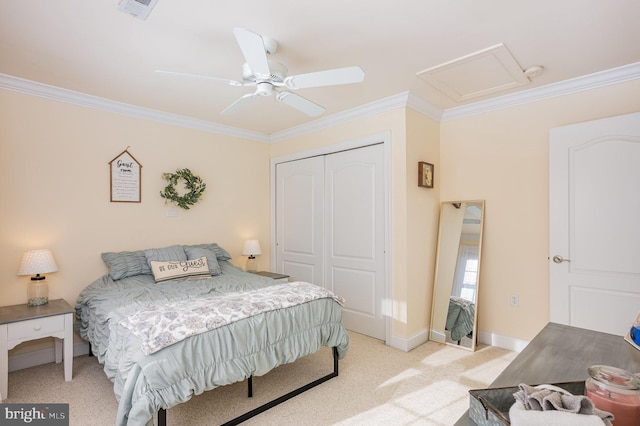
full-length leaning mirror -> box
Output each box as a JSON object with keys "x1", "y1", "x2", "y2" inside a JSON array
[{"x1": 430, "y1": 200, "x2": 485, "y2": 351}]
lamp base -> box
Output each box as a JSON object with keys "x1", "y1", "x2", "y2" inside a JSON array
[
  {"x1": 27, "y1": 279, "x2": 49, "y2": 307},
  {"x1": 246, "y1": 256, "x2": 258, "y2": 273}
]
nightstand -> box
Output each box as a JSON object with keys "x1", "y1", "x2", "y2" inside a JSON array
[
  {"x1": 255, "y1": 271, "x2": 290, "y2": 284},
  {"x1": 0, "y1": 299, "x2": 74, "y2": 400}
]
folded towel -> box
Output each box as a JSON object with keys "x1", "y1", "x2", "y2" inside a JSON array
[
  {"x1": 511, "y1": 384, "x2": 614, "y2": 426},
  {"x1": 510, "y1": 401, "x2": 611, "y2": 426}
]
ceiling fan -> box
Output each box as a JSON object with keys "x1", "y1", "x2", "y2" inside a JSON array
[{"x1": 156, "y1": 27, "x2": 365, "y2": 117}]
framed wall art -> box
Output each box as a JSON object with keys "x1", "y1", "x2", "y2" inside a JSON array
[
  {"x1": 418, "y1": 161, "x2": 434, "y2": 188},
  {"x1": 109, "y1": 148, "x2": 142, "y2": 203}
]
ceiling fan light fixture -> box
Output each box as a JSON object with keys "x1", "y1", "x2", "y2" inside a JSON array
[{"x1": 256, "y1": 82, "x2": 273, "y2": 96}]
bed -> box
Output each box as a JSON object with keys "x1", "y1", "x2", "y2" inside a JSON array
[
  {"x1": 74, "y1": 243, "x2": 350, "y2": 426},
  {"x1": 445, "y1": 296, "x2": 475, "y2": 343}
]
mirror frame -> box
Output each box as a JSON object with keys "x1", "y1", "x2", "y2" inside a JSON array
[{"x1": 429, "y1": 200, "x2": 485, "y2": 351}]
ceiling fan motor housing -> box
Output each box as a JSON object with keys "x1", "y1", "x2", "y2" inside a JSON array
[{"x1": 242, "y1": 61, "x2": 288, "y2": 83}]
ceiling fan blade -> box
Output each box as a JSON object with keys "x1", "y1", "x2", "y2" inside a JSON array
[
  {"x1": 155, "y1": 70, "x2": 244, "y2": 86},
  {"x1": 221, "y1": 92, "x2": 259, "y2": 115},
  {"x1": 276, "y1": 91, "x2": 326, "y2": 117},
  {"x1": 284, "y1": 66, "x2": 364, "y2": 89},
  {"x1": 233, "y1": 27, "x2": 271, "y2": 78}
]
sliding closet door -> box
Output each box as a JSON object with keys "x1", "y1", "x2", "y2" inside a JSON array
[
  {"x1": 275, "y1": 144, "x2": 386, "y2": 339},
  {"x1": 325, "y1": 144, "x2": 386, "y2": 340},
  {"x1": 275, "y1": 156, "x2": 324, "y2": 284}
]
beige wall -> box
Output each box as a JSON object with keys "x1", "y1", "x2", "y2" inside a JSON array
[
  {"x1": 0, "y1": 89, "x2": 272, "y2": 310},
  {"x1": 440, "y1": 79, "x2": 640, "y2": 342},
  {"x1": 405, "y1": 109, "x2": 440, "y2": 337}
]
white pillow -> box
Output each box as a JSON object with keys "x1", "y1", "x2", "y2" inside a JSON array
[{"x1": 150, "y1": 256, "x2": 210, "y2": 282}]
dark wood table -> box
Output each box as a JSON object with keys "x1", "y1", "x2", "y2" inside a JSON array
[{"x1": 454, "y1": 322, "x2": 640, "y2": 425}]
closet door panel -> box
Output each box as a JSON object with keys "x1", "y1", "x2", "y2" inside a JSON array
[
  {"x1": 275, "y1": 157, "x2": 324, "y2": 284},
  {"x1": 275, "y1": 143, "x2": 386, "y2": 340},
  {"x1": 325, "y1": 144, "x2": 385, "y2": 339}
]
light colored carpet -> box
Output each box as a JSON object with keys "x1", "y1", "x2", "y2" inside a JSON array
[{"x1": 5, "y1": 332, "x2": 516, "y2": 425}]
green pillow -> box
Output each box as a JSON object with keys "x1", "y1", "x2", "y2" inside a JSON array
[
  {"x1": 184, "y1": 246, "x2": 222, "y2": 276},
  {"x1": 183, "y1": 243, "x2": 232, "y2": 261},
  {"x1": 144, "y1": 245, "x2": 187, "y2": 268},
  {"x1": 101, "y1": 250, "x2": 152, "y2": 280}
]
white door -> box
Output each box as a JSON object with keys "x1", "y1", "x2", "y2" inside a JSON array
[
  {"x1": 325, "y1": 145, "x2": 386, "y2": 339},
  {"x1": 275, "y1": 144, "x2": 386, "y2": 339},
  {"x1": 275, "y1": 156, "x2": 324, "y2": 284},
  {"x1": 549, "y1": 112, "x2": 640, "y2": 336}
]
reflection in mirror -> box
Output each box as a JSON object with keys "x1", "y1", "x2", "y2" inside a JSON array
[{"x1": 430, "y1": 200, "x2": 484, "y2": 351}]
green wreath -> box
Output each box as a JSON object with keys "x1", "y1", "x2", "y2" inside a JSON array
[{"x1": 160, "y1": 168, "x2": 206, "y2": 210}]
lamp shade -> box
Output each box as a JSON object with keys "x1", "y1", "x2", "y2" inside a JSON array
[
  {"x1": 241, "y1": 240, "x2": 262, "y2": 256},
  {"x1": 17, "y1": 249, "x2": 58, "y2": 277}
]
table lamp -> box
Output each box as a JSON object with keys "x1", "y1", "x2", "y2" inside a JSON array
[
  {"x1": 17, "y1": 249, "x2": 58, "y2": 306},
  {"x1": 242, "y1": 240, "x2": 262, "y2": 272}
]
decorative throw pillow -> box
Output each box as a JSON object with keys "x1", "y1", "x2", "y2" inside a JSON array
[
  {"x1": 183, "y1": 243, "x2": 232, "y2": 261},
  {"x1": 150, "y1": 256, "x2": 210, "y2": 282},
  {"x1": 183, "y1": 246, "x2": 222, "y2": 276},
  {"x1": 144, "y1": 245, "x2": 187, "y2": 267},
  {"x1": 102, "y1": 250, "x2": 152, "y2": 280}
]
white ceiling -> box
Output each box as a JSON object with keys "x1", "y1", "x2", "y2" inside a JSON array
[{"x1": 1, "y1": 0, "x2": 639, "y2": 135}]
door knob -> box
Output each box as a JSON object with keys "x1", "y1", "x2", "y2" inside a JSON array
[{"x1": 552, "y1": 255, "x2": 571, "y2": 264}]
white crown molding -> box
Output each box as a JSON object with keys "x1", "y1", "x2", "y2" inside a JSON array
[
  {"x1": 270, "y1": 93, "x2": 405, "y2": 142},
  {"x1": 441, "y1": 61, "x2": 640, "y2": 121},
  {"x1": 269, "y1": 92, "x2": 443, "y2": 143},
  {"x1": 2, "y1": 62, "x2": 638, "y2": 142},
  {"x1": 0, "y1": 73, "x2": 270, "y2": 143},
  {"x1": 406, "y1": 93, "x2": 444, "y2": 121},
  {"x1": 0, "y1": 72, "x2": 433, "y2": 143}
]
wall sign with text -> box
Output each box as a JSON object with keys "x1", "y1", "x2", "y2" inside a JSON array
[{"x1": 109, "y1": 148, "x2": 142, "y2": 203}]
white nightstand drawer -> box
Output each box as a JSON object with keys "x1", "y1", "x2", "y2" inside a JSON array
[{"x1": 7, "y1": 315, "x2": 65, "y2": 340}]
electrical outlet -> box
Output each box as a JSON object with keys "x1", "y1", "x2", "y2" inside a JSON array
[{"x1": 510, "y1": 294, "x2": 519, "y2": 307}]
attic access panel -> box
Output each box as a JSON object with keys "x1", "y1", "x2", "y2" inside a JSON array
[{"x1": 417, "y1": 43, "x2": 530, "y2": 102}]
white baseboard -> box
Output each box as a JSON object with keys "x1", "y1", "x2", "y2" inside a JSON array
[
  {"x1": 430, "y1": 330, "x2": 446, "y2": 341},
  {"x1": 388, "y1": 328, "x2": 529, "y2": 353},
  {"x1": 8, "y1": 341, "x2": 90, "y2": 373},
  {"x1": 388, "y1": 329, "x2": 429, "y2": 352},
  {"x1": 477, "y1": 329, "x2": 529, "y2": 353}
]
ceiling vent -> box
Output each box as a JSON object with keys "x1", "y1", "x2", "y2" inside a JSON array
[{"x1": 118, "y1": 0, "x2": 158, "y2": 20}]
